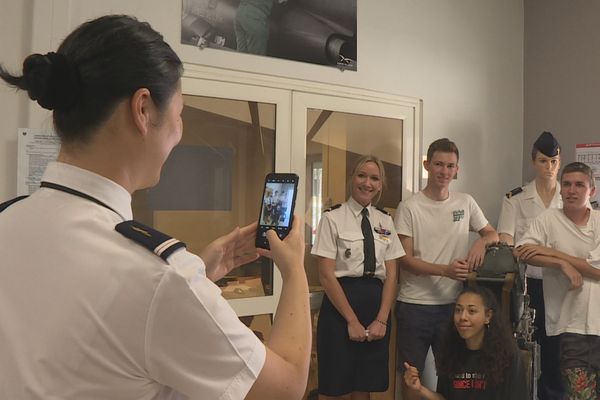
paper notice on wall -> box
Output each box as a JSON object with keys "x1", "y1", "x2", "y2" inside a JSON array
[
  {"x1": 575, "y1": 142, "x2": 600, "y2": 208},
  {"x1": 17, "y1": 129, "x2": 60, "y2": 196}
]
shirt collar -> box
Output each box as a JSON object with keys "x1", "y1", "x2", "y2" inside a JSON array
[
  {"x1": 522, "y1": 180, "x2": 537, "y2": 200},
  {"x1": 347, "y1": 196, "x2": 371, "y2": 218},
  {"x1": 553, "y1": 181, "x2": 562, "y2": 205},
  {"x1": 41, "y1": 162, "x2": 133, "y2": 220},
  {"x1": 525, "y1": 180, "x2": 563, "y2": 208}
]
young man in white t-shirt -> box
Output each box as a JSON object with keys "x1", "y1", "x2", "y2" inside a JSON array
[
  {"x1": 394, "y1": 138, "x2": 499, "y2": 398},
  {"x1": 515, "y1": 162, "x2": 600, "y2": 399}
]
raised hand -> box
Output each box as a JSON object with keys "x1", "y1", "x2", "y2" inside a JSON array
[{"x1": 201, "y1": 222, "x2": 260, "y2": 282}]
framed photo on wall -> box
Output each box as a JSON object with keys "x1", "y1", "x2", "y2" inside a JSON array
[{"x1": 181, "y1": 0, "x2": 357, "y2": 70}]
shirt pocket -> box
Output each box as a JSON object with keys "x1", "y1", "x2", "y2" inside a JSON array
[
  {"x1": 337, "y1": 231, "x2": 364, "y2": 263},
  {"x1": 374, "y1": 235, "x2": 390, "y2": 263}
]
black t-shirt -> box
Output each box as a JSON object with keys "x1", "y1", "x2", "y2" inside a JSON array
[{"x1": 436, "y1": 348, "x2": 529, "y2": 400}]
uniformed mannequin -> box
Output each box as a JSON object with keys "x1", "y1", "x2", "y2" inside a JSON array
[
  {"x1": 0, "y1": 15, "x2": 310, "y2": 400},
  {"x1": 312, "y1": 155, "x2": 405, "y2": 400},
  {"x1": 497, "y1": 130, "x2": 564, "y2": 399}
]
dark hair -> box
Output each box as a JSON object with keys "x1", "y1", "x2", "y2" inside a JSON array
[
  {"x1": 426, "y1": 138, "x2": 459, "y2": 162},
  {"x1": 437, "y1": 286, "x2": 517, "y2": 388},
  {"x1": 0, "y1": 15, "x2": 183, "y2": 143},
  {"x1": 561, "y1": 162, "x2": 595, "y2": 189}
]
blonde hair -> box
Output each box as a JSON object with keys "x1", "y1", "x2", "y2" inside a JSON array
[{"x1": 349, "y1": 155, "x2": 386, "y2": 204}]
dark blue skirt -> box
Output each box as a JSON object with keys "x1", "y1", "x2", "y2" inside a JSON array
[{"x1": 317, "y1": 276, "x2": 390, "y2": 396}]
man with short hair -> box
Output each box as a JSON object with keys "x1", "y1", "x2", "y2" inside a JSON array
[
  {"x1": 516, "y1": 162, "x2": 600, "y2": 399},
  {"x1": 394, "y1": 138, "x2": 499, "y2": 398}
]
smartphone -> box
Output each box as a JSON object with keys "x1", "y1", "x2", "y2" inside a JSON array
[{"x1": 255, "y1": 173, "x2": 299, "y2": 249}]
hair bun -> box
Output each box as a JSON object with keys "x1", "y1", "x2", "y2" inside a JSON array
[{"x1": 22, "y1": 52, "x2": 81, "y2": 111}]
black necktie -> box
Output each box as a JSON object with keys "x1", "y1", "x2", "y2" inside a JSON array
[{"x1": 361, "y1": 208, "x2": 376, "y2": 276}]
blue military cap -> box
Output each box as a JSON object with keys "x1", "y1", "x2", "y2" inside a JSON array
[{"x1": 533, "y1": 131, "x2": 560, "y2": 157}]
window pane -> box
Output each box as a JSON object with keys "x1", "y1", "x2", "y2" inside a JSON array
[
  {"x1": 132, "y1": 95, "x2": 276, "y2": 298},
  {"x1": 304, "y1": 109, "x2": 403, "y2": 285}
]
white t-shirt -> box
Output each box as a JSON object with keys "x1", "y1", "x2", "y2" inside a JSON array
[
  {"x1": 497, "y1": 180, "x2": 562, "y2": 279},
  {"x1": 0, "y1": 162, "x2": 265, "y2": 400},
  {"x1": 311, "y1": 197, "x2": 405, "y2": 281},
  {"x1": 517, "y1": 208, "x2": 600, "y2": 336},
  {"x1": 394, "y1": 191, "x2": 489, "y2": 305}
]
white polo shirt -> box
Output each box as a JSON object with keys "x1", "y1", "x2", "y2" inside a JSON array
[
  {"x1": 497, "y1": 180, "x2": 562, "y2": 279},
  {"x1": 0, "y1": 162, "x2": 265, "y2": 400},
  {"x1": 311, "y1": 197, "x2": 405, "y2": 281},
  {"x1": 394, "y1": 191, "x2": 489, "y2": 305},
  {"x1": 517, "y1": 208, "x2": 600, "y2": 336}
]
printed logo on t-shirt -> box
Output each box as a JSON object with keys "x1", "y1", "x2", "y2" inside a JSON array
[
  {"x1": 452, "y1": 371, "x2": 486, "y2": 390},
  {"x1": 452, "y1": 209, "x2": 465, "y2": 222}
]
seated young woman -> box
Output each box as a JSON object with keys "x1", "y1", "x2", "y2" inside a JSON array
[{"x1": 403, "y1": 286, "x2": 529, "y2": 400}]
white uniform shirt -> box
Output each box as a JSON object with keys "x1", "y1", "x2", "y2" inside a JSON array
[
  {"x1": 517, "y1": 208, "x2": 600, "y2": 336},
  {"x1": 497, "y1": 180, "x2": 562, "y2": 279},
  {"x1": 394, "y1": 191, "x2": 489, "y2": 305},
  {"x1": 311, "y1": 197, "x2": 405, "y2": 280},
  {"x1": 0, "y1": 162, "x2": 265, "y2": 400}
]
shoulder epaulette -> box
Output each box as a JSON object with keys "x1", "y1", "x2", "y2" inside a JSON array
[
  {"x1": 0, "y1": 195, "x2": 28, "y2": 213},
  {"x1": 505, "y1": 187, "x2": 523, "y2": 199},
  {"x1": 375, "y1": 206, "x2": 390, "y2": 216},
  {"x1": 324, "y1": 204, "x2": 342, "y2": 212},
  {"x1": 115, "y1": 220, "x2": 186, "y2": 262}
]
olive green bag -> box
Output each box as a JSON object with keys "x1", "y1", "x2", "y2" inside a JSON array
[
  {"x1": 477, "y1": 243, "x2": 519, "y2": 278},
  {"x1": 473, "y1": 243, "x2": 523, "y2": 327}
]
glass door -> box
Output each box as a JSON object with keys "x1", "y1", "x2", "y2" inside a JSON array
[
  {"x1": 291, "y1": 92, "x2": 420, "y2": 400},
  {"x1": 291, "y1": 92, "x2": 420, "y2": 287},
  {"x1": 131, "y1": 77, "x2": 291, "y2": 318}
]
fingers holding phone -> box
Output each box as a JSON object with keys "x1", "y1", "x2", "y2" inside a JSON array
[
  {"x1": 258, "y1": 216, "x2": 305, "y2": 278},
  {"x1": 255, "y1": 173, "x2": 303, "y2": 278},
  {"x1": 255, "y1": 173, "x2": 298, "y2": 249}
]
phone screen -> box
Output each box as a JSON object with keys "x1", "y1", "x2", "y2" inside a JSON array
[{"x1": 255, "y1": 173, "x2": 298, "y2": 249}]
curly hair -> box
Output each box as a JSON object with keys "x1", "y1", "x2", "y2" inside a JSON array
[{"x1": 437, "y1": 286, "x2": 517, "y2": 388}]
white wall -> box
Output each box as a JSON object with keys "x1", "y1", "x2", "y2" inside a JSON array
[
  {"x1": 0, "y1": 0, "x2": 34, "y2": 200},
  {"x1": 524, "y1": 0, "x2": 600, "y2": 183},
  {"x1": 0, "y1": 0, "x2": 524, "y2": 225}
]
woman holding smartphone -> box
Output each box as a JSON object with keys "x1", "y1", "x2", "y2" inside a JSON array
[
  {"x1": 403, "y1": 286, "x2": 529, "y2": 400},
  {"x1": 311, "y1": 155, "x2": 405, "y2": 399},
  {"x1": 0, "y1": 15, "x2": 310, "y2": 400}
]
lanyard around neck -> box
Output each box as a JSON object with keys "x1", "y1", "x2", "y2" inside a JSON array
[{"x1": 40, "y1": 181, "x2": 123, "y2": 219}]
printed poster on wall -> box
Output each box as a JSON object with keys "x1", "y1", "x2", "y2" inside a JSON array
[
  {"x1": 17, "y1": 129, "x2": 60, "y2": 196},
  {"x1": 576, "y1": 142, "x2": 600, "y2": 208},
  {"x1": 181, "y1": 0, "x2": 357, "y2": 70}
]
